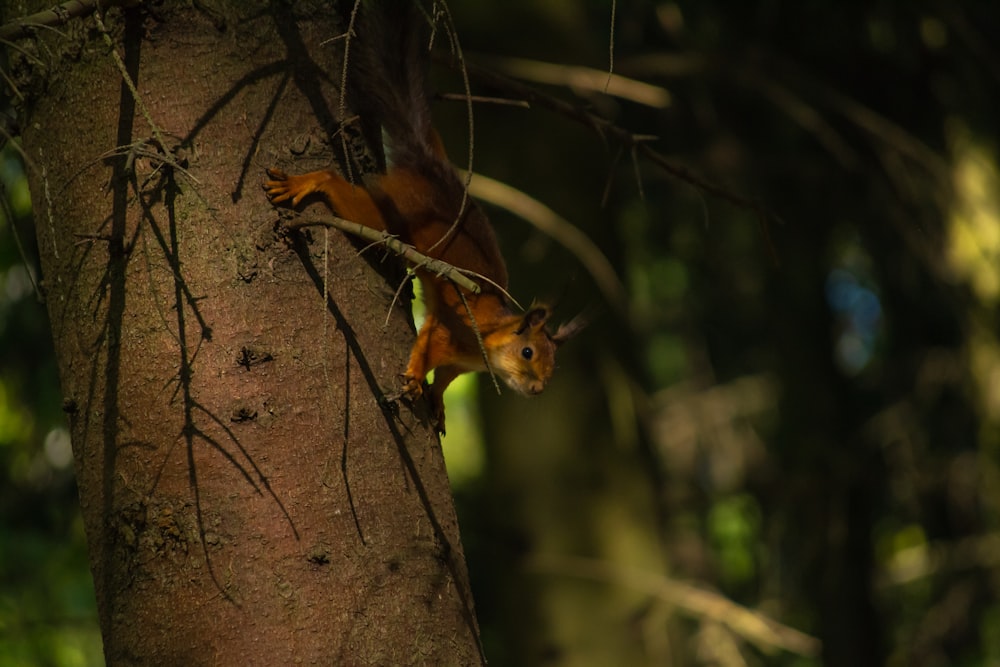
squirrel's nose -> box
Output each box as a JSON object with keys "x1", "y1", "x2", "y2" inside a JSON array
[{"x1": 528, "y1": 382, "x2": 544, "y2": 395}]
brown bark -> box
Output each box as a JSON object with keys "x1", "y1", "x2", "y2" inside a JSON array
[{"x1": 10, "y1": 1, "x2": 481, "y2": 663}]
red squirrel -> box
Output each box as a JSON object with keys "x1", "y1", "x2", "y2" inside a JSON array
[{"x1": 264, "y1": 3, "x2": 581, "y2": 432}]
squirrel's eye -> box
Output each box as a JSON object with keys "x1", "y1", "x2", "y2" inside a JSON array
[{"x1": 521, "y1": 347, "x2": 534, "y2": 360}]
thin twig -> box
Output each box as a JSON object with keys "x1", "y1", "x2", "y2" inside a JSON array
[
  {"x1": 629, "y1": 144, "x2": 645, "y2": 200},
  {"x1": 0, "y1": 191, "x2": 43, "y2": 301},
  {"x1": 600, "y1": 144, "x2": 624, "y2": 208},
  {"x1": 437, "y1": 92, "x2": 529, "y2": 108},
  {"x1": 605, "y1": 0, "x2": 617, "y2": 94},
  {"x1": 455, "y1": 266, "x2": 521, "y2": 311},
  {"x1": 336, "y1": 0, "x2": 362, "y2": 188},
  {"x1": 92, "y1": 7, "x2": 167, "y2": 152},
  {"x1": 0, "y1": 123, "x2": 34, "y2": 172},
  {"x1": 0, "y1": 66, "x2": 23, "y2": 102},
  {"x1": 449, "y1": 58, "x2": 770, "y2": 222},
  {"x1": 283, "y1": 214, "x2": 481, "y2": 295},
  {"x1": 92, "y1": 4, "x2": 206, "y2": 212},
  {"x1": 455, "y1": 288, "x2": 501, "y2": 395},
  {"x1": 0, "y1": 0, "x2": 131, "y2": 41},
  {"x1": 424, "y1": 0, "x2": 474, "y2": 255},
  {"x1": 384, "y1": 271, "x2": 415, "y2": 327},
  {"x1": 283, "y1": 217, "x2": 501, "y2": 396},
  {"x1": 452, "y1": 57, "x2": 645, "y2": 159},
  {"x1": 485, "y1": 56, "x2": 670, "y2": 109},
  {"x1": 1, "y1": 36, "x2": 47, "y2": 68}
]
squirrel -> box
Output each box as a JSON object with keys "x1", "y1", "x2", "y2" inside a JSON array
[{"x1": 264, "y1": 1, "x2": 582, "y2": 432}]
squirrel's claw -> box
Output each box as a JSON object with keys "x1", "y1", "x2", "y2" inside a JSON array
[
  {"x1": 399, "y1": 375, "x2": 423, "y2": 399},
  {"x1": 263, "y1": 168, "x2": 292, "y2": 203},
  {"x1": 383, "y1": 374, "x2": 422, "y2": 404},
  {"x1": 383, "y1": 375, "x2": 445, "y2": 434}
]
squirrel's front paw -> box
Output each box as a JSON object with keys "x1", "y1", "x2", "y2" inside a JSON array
[
  {"x1": 263, "y1": 168, "x2": 294, "y2": 203},
  {"x1": 399, "y1": 375, "x2": 423, "y2": 399},
  {"x1": 383, "y1": 375, "x2": 423, "y2": 404},
  {"x1": 403, "y1": 377, "x2": 448, "y2": 434}
]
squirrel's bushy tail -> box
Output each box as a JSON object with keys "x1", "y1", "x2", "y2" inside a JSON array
[{"x1": 347, "y1": 0, "x2": 437, "y2": 169}]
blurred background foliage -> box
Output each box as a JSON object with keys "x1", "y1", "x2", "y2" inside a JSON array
[
  {"x1": 0, "y1": 145, "x2": 103, "y2": 663},
  {"x1": 4, "y1": 0, "x2": 1000, "y2": 665}
]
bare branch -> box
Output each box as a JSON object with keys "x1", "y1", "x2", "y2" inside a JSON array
[
  {"x1": 424, "y1": 0, "x2": 474, "y2": 255},
  {"x1": 0, "y1": 188, "x2": 43, "y2": 301},
  {"x1": 489, "y1": 56, "x2": 670, "y2": 109},
  {"x1": 92, "y1": 6, "x2": 167, "y2": 153},
  {"x1": 283, "y1": 214, "x2": 482, "y2": 295},
  {"x1": 0, "y1": 0, "x2": 133, "y2": 41},
  {"x1": 530, "y1": 554, "x2": 822, "y2": 658},
  {"x1": 437, "y1": 92, "x2": 529, "y2": 108},
  {"x1": 451, "y1": 58, "x2": 772, "y2": 223},
  {"x1": 605, "y1": 0, "x2": 617, "y2": 94}
]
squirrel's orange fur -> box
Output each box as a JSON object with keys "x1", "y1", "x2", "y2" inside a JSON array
[
  {"x1": 265, "y1": 149, "x2": 575, "y2": 432},
  {"x1": 264, "y1": 3, "x2": 579, "y2": 432}
]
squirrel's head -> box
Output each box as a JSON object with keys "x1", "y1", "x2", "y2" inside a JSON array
[{"x1": 488, "y1": 305, "x2": 587, "y2": 396}]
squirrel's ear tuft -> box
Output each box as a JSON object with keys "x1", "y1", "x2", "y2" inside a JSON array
[
  {"x1": 515, "y1": 306, "x2": 550, "y2": 335},
  {"x1": 550, "y1": 311, "x2": 589, "y2": 346}
]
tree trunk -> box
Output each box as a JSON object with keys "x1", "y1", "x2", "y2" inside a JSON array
[{"x1": 10, "y1": 1, "x2": 482, "y2": 663}]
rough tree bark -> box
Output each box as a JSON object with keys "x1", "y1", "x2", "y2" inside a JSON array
[{"x1": 5, "y1": 0, "x2": 482, "y2": 663}]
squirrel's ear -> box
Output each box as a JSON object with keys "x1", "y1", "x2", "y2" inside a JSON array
[
  {"x1": 515, "y1": 307, "x2": 549, "y2": 335},
  {"x1": 550, "y1": 311, "x2": 589, "y2": 346}
]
